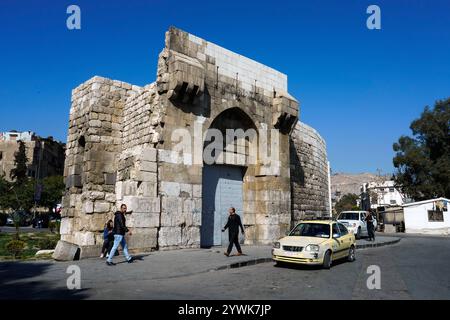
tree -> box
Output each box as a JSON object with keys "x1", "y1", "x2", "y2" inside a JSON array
[
  {"x1": 40, "y1": 175, "x2": 65, "y2": 211},
  {"x1": 335, "y1": 193, "x2": 360, "y2": 214},
  {"x1": 393, "y1": 98, "x2": 450, "y2": 200},
  {"x1": 0, "y1": 175, "x2": 13, "y2": 211},
  {"x1": 10, "y1": 140, "x2": 28, "y2": 187}
]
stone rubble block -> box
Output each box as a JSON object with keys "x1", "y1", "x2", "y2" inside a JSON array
[{"x1": 84, "y1": 201, "x2": 94, "y2": 214}]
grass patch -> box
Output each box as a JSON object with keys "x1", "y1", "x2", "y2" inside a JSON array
[{"x1": 0, "y1": 231, "x2": 60, "y2": 261}]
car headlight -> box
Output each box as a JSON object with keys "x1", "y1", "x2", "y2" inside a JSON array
[
  {"x1": 305, "y1": 244, "x2": 320, "y2": 252},
  {"x1": 273, "y1": 242, "x2": 280, "y2": 249}
]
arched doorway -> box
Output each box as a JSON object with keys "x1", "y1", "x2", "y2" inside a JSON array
[{"x1": 200, "y1": 108, "x2": 258, "y2": 248}]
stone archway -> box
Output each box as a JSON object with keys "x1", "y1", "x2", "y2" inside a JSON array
[{"x1": 200, "y1": 108, "x2": 257, "y2": 247}]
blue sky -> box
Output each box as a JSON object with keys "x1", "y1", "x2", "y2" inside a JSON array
[{"x1": 0, "y1": 0, "x2": 449, "y2": 174}]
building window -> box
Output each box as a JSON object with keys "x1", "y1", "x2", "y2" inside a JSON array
[
  {"x1": 389, "y1": 187, "x2": 395, "y2": 192},
  {"x1": 428, "y1": 210, "x2": 444, "y2": 222},
  {"x1": 390, "y1": 200, "x2": 397, "y2": 205}
]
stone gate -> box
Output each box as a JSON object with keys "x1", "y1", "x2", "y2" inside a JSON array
[{"x1": 56, "y1": 27, "x2": 330, "y2": 259}]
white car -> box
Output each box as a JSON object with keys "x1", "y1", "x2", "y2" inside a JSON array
[{"x1": 337, "y1": 211, "x2": 377, "y2": 239}]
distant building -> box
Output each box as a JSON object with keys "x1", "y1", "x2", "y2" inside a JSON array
[
  {"x1": 360, "y1": 180, "x2": 406, "y2": 211},
  {"x1": 0, "y1": 131, "x2": 65, "y2": 181},
  {"x1": 403, "y1": 198, "x2": 449, "y2": 235}
]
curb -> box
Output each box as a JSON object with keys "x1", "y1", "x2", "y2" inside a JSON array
[
  {"x1": 213, "y1": 257, "x2": 273, "y2": 271},
  {"x1": 356, "y1": 237, "x2": 401, "y2": 249}
]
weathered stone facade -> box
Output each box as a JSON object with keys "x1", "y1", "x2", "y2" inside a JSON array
[
  {"x1": 56, "y1": 27, "x2": 330, "y2": 259},
  {"x1": 290, "y1": 122, "x2": 331, "y2": 224}
]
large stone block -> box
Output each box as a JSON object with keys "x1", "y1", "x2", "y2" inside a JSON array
[
  {"x1": 60, "y1": 218, "x2": 73, "y2": 235},
  {"x1": 180, "y1": 226, "x2": 200, "y2": 247},
  {"x1": 74, "y1": 231, "x2": 96, "y2": 246},
  {"x1": 158, "y1": 227, "x2": 182, "y2": 247},
  {"x1": 127, "y1": 212, "x2": 160, "y2": 228},
  {"x1": 122, "y1": 196, "x2": 161, "y2": 213},
  {"x1": 94, "y1": 201, "x2": 110, "y2": 213},
  {"x1": 140, "y1": 147, "x2": 157, "y2": 162},
  {"x1": 126, "y1": 228, "x2": 158, "y2": 250},
  {"x1": 160, "y1": 181, "x2": 181, "y2": 197},
  {"x1": 52, "y1": 240, "x2": 80, "y2": 261}
]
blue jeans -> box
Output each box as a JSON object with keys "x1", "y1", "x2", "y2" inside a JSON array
[{"x1": 107, "y1": 234, "x2": 131, "y2": 262}]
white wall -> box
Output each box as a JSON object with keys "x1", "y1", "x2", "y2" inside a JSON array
[
  {"x1": 404, "y1": 202, "x2": 450, "y2": 235},
  {"x1": 188, "y1": 33, "x2": 288, "y2": 94}
]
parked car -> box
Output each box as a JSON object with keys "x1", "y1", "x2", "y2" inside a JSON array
[
  {"x1": 6, "y1": 216, "x2": 14, "y2": 226},
  {"x1": 272, "y1": 219, "x2": 356, "y2": 269},
  {"x1": 7, "y1": 211, "x2": 33, "y2": 227},
  {"x1": 337, "y1": 211, "x2": 377, "y2": 239}
]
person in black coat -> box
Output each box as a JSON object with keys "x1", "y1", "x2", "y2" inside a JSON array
[
  {"x1": 222, "y1": 207, "x2": 245, "y2": 256},
  {"x1": 365, "y1": 211, "x2": 375, "y2": 241}
]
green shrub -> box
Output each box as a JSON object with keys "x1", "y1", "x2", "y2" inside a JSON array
[
  {"x1": 48, "y1": 221, "x2": 56, "y2": 233},
  {"x1": 38, "y1": 238, "x2": 59, "y2": 250},
  {"x1": 5, "y1": 240, "x2": 26, "y2": 258}
]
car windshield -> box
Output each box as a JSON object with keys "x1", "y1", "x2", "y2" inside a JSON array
[
  {"x1": 339, "y1": 212, "x2": 359, "y2": 220},
  {"x1": 289, "y1": 223, "x2": 330, "y2": 238}
]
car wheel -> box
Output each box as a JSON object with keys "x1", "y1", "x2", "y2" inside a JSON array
[
  {"x1": 347, "y1": 245, "x2": 356, "y2": 262},
  {"x1": 323, "y1": 250, "x2": 332, "y2": 269},
  {"x1": 356, "y1": 227, "x2": 361, "y2": 239},
  {"x1": 275, "y1": 261, "x2": 285, "y2": 267}
]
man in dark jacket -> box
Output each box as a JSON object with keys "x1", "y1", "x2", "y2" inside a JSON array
[
  {"x1": 222, "y1": 207, "x2": 245, "y2": 256},
  {"x1": 106, "y1": 204, "x2": 133, "y2": 266},
  {"x1": 365, "y1": 211, "x2": 375, "y2": 242}
]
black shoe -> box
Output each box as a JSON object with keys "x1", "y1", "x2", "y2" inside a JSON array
[
  {"x1": 127, "y1": 257, "x2": 134, "y2": 263},
  {"x1": 106, "y1": 261, "x2": 116, "y2": 266}
]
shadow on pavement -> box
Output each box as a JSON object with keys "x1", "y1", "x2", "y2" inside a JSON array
[
  {"x1": 0, "y1": 261, "x2": 89, "y2": 299},
  {"x1": 273, "y1": 258, "x2": 351, "y2": 271}
]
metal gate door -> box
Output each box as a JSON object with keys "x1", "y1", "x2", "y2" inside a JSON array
[{"x1": 201, "y1": 165, "x2": 244, "y2": 247}]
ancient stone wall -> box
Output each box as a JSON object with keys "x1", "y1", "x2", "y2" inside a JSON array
[
  {"x1": 55, "y1": 27, "x2": 334, "y2": 260},
  {"x1": 61, "y1": 76, "x2": 140, "y2": 257},
  {"x1": 290, "y1": 121, "x2": 330, "y2": 224}
]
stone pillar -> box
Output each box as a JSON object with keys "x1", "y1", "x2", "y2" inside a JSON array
[{"x1": 56, "y1": 76, "x2": 138, "y2": 260}]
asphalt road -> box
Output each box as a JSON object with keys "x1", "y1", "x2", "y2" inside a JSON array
[{"x1": 1, "y1": 234, "x2": 449, "y2": 299}]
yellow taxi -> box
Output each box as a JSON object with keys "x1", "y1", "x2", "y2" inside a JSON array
[{"x1": 272, "y1": 219, "x2": 356, "y2": 269}]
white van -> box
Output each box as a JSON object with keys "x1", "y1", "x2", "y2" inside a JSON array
[{"x1": 337, "y1": 211, "x2": 377, "y2": 239}]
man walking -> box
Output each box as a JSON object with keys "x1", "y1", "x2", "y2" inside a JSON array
[
  {"x1": 222, "y1": 207, "x2": 245, "y2": 256},
  {"x1": 365, "y1": 211, "x2": 375, "y2": 242},
  {"x1": 106, "y1": 204, "x2": 133, "y2": 266}
]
